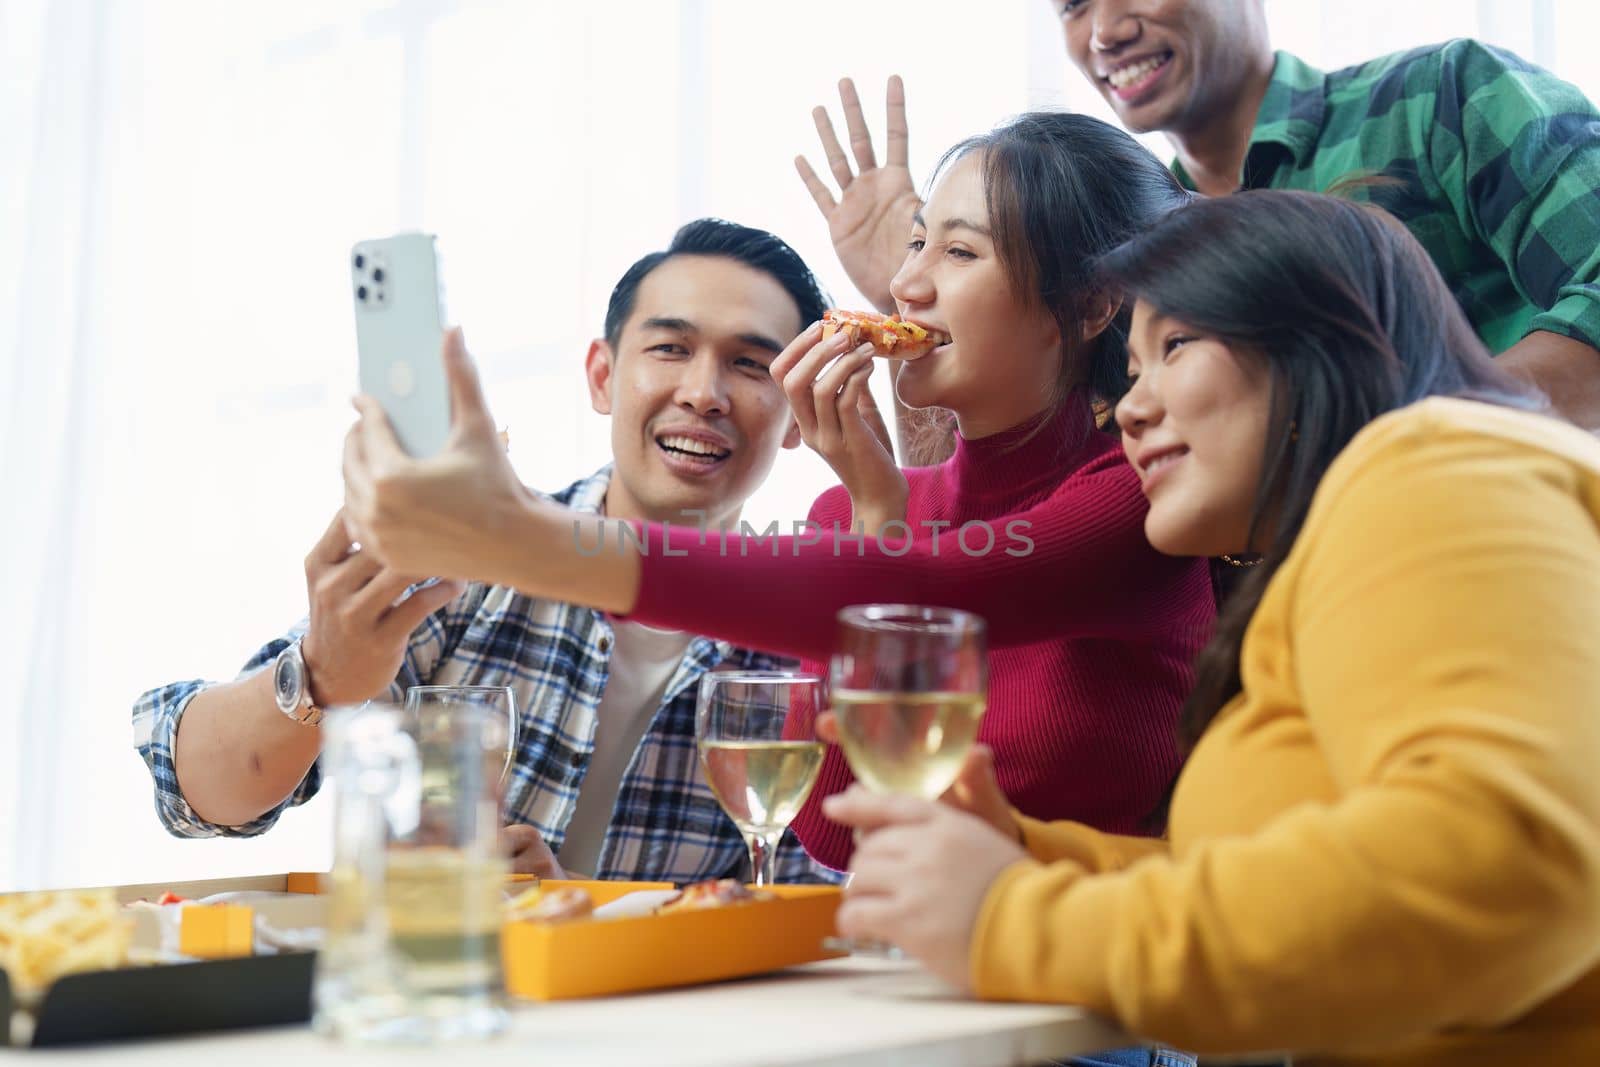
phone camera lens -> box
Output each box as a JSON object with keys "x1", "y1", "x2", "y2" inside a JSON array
[
  {"x1": 354, "y1": 253, "x2": 366, "y2": 270},
  {"x1": 372, "y1": 268, "x2": 384, "y2": 283},
  {"x1": 357, "y1": 285, "x2": 369, "y2": 301}
]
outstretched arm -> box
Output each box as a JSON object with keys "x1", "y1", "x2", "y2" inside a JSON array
[{"x1": 343, "y1": 337, "x2": 1204, "y2": 664}]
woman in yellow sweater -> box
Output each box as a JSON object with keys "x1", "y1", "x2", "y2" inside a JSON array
[{"x1": 825, "y1": 190, "x2": 1600, "y2": 1065}]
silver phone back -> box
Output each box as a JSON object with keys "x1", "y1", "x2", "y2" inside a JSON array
[{"x1": 352, "y1": 233, "x2": 449, "y2": 458}]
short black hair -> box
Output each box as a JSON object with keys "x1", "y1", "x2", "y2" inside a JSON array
[{"x1": 602, "y1": 218, "x2": 828, "y2": 350}]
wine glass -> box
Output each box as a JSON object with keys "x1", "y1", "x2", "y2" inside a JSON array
[
  {"x1": 404, "y1": 686, "x2": 518, "y2": 799},
  {"x1": 696, "y1": 670, "x2": 826, "y2": 887},
  {"x1": 824, "y1": 604, "x2": 988, "y2": 955}
]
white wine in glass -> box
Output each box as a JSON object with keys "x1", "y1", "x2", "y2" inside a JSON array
[
  {"x1": 826, "y1": 604, "x2": 988, "y2": 957},
  {"x1": 700, "y1": 740, "x2": 826, "y2": 830},
  {"x1": 696, "y1": 671, "x2": 826, "y2": 886},
  {"x1": 829, "y1": 688, "x2": 986, "y2": 800}
]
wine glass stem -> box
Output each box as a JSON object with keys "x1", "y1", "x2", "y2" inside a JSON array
[{"x1": 746, "y1": 829, "x2": 783, "y2": 887}]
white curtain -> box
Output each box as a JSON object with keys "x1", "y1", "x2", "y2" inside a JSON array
[
  {"x1": 3, "y1": 0, "x2": 1596, "y2": 890},
  {"x1": 1, "y1": 0, "x2": 117, "y2": 884}
]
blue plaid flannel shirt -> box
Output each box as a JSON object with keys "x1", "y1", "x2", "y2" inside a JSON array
[{"x1": 132, "y1": 466, "x2": 839, "y2": 885}]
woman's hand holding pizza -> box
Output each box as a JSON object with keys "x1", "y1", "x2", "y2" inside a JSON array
[{"x1": 771, "y1": 321, "x2": 908, "y2": 534}]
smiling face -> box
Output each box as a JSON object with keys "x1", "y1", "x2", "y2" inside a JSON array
[
  {"x1": 587, "y1": 254, "x2": 803, "y2": 527},
  {"x1": 887, "y1": 152, "x2": 1063, "y2": 438},
  {"x1": 1115, "y1": 299, "x2": 1273, "y2": 556},
  {"x1": 1055, "y1": 0, "x2": 1268, "y2": 137}
]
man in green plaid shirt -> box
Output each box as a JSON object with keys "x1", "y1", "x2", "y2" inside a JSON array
[
  {"x1": 793, "y1": 5, "x2": 1600, "y2": 469},
  {"x1": 1054, "y1": 0, "x2": 1600, "y2": 428}
]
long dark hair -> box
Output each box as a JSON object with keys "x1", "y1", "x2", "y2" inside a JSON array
[
  {"x1": 1095, "y1": 190, "x2": 1544, "y2": 742},
  {"x1": 936, "y1": 112, "x2": 1192, "y2": 414}
]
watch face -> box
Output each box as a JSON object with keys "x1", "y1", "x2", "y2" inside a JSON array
[{"x1": 274, "y1": 646, "x2": 303, "y2": 713}]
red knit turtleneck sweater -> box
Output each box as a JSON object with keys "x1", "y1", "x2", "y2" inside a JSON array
[{"x1": 628, "y1": 395, "x2": 1214, "y2": 870}]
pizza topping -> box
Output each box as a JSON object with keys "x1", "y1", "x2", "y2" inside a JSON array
[
  {"x1": 506, "y1": 886, "x2": 595, "y2": 924},
  {"x1": 655, "y1": 878, "x2": 775, "y2": 914},
  {"x1": 821, "y1": 309, "x2": 948, "y2": 359}
]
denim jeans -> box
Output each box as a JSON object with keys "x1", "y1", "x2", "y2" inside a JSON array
[{"x1": 1068, "y1": 1048, "x2": 1197, "y2": 1067}]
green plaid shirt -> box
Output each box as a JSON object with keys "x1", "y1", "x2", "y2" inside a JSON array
[{"x1": 1175, "y1": 43, "x2": 1600, "y2": 355}]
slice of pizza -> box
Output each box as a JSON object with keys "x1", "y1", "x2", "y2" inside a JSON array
[
  {"x1": 506, "y1": 886, "x2": 594, "y2": 924},
  {"x1": 821, "y1": 309, "x2": 948, "y2": 359},
  {"x1": 654, "y1": 878, "x2": 775, "y2": 915}
]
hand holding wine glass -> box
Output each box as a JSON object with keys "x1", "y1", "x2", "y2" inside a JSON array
[
  {"x1": 820, "y1": 783, "x2": 1027, "y2": 989},
  {"x1": 825, "y1": 604, "x2": 988, "y2": 955},
  {"x1": 818, "y1": 709, "x2": 1017, "y2": 844}
]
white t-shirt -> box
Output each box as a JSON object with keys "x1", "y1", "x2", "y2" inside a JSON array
[{"x1": 556, "y1": 620, "x2": 694, "y2": 876}]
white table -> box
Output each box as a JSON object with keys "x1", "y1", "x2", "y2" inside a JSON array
[{"x1": 51, "y1": 958, "x2": 1131, "y2": 1066}]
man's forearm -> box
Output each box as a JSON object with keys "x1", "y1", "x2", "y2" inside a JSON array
[
  {"x1": 174, "y1": 668, "x2": 322, "y2": 828},
  {"x1": 1500, "y1": 330, "x2": 1600, "y2": 431}
]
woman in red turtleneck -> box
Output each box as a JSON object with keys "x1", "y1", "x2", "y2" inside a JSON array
[
  {"x1": 785, "y1": 400, "x2": 1204, "y2": 868},
  {"x1": 342, "y1": 113, "x2": 1216, "y2": 869}
]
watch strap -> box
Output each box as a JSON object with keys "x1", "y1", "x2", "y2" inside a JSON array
[{"x1": 280, "y1": 639, "x2": 326, "y2": 728}]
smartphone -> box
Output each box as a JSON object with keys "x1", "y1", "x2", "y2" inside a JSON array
[{"x1": 351, "y1": 233, "x2": 450, "y2": 458}]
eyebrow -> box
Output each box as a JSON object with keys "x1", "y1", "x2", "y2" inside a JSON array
[
  {"x1": 638, "y1": 316, "x2": 784, "y2": 357},
  {"x1": 1137, "y1": 311, "x2": 1175, "y2": 338},
  {"x1": 1125, "y1": 311, "x2": 1169, "y2": 368},
  {"x1": 640, "y1": 316, "x2": 695, "y2": 334},
  {"x1": 911, "y1": 211, "x2": 992, "y2": 238}
]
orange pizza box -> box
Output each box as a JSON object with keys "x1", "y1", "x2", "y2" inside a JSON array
[
  {"x1": 1, "y1": 873, "x2": 843, "y2": 1043},
  {"x1": 127, "y1": 872, "x2": 330, "y2": 960},
  {"x1": 108, "y1": 871, "x2": 325, "y2": 903},
  {"x1": 502, "y1": 882, "x2": 843, "y2": 1001},
  {"x1": 177, "y1": 904, "x2": 254, "y2": 958}
]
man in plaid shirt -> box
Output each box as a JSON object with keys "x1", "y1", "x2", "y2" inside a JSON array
[{"x1": 133, "y1": 218, "x2": 841, "y2": 885}]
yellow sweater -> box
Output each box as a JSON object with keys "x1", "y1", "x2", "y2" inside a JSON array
[{"x1": 971, "y1": 399, "x2": 1600, "y2": 1065}]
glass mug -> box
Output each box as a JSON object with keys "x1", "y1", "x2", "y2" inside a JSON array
[{"x1": 314, "y1": 701, "x2": 512, "y2": 1044}]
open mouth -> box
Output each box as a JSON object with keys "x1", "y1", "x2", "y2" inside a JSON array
[
  {"x1": 1140, "y1": 445, "x2": 1189, "y2": 488},
  {"x1": 1105, "y1": 51, "x2": 1174, "y2": 101},
  {"x1": 901, "y1": 320, "x2": 952, "y2": 356},
  {"x1": 655, "y1": 432, "x2": 732, "y2": 469}
]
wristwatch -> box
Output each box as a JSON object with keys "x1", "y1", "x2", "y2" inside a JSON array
[{"x1": 273, "y1": 638, "x2": 325, "y2": 727}]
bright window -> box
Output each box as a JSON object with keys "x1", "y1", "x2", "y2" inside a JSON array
[{"x1": 2, "y1": 0, "x2": 1594, "y2": 889}]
